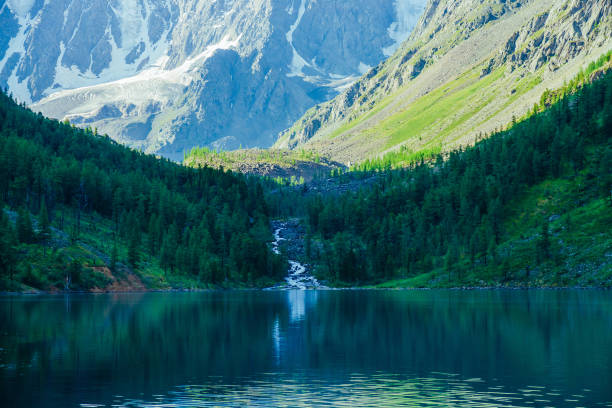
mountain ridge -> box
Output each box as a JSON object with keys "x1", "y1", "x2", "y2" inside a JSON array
[
  {"x1": 0, "y1": 0, "x2": 426, "y2": 160},
  {"x1": 277, "y1": 0, "x2": 612, "y2": 164}
]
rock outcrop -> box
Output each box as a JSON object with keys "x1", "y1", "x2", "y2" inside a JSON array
[
  {"x1": 277, "y1": 0, "x2": 612, "y2": 164},
  {"x1": 0, "y1": 0, "x2": 426, "y2": 160}
]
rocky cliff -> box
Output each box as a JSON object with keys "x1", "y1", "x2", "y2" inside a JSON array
[
  {"x1": 277, "y1": 0, "x2": 612, "y2": 164},
  {"x1": 0, "y1": 0, "x2": 426, "y2": 160}
]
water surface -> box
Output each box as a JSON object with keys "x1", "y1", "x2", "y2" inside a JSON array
[{"x1": 0, "y1": 290, "x2": 611, "y2": 407}]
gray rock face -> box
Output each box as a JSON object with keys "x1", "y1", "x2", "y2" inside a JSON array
[
  {"x1": 277, "y1": 0, "x2": 612, "y2": 161},
  {"x1": 0, "y1": 0, "x2": 426, "y2": 160},
  {"x1": 484, "y1": 0, "x2": 612, "y2": 74}
]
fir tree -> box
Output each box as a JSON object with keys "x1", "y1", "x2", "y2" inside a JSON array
[
  {"x1": 536, "y1": 219, "x2": 551, "y2": 264},
  {"x1": 0, "y1": 212, "x2": 17, "y2": 280},
  {"x1": 38, "y1": 198, "x2": 51, "y2": 254},
  {"x1": 16, "y1": 207, "x2": 35, "y2": 244},
  {"x1": 110, "y1": 240, "x2": 118, "y2": 272},
  {"x1": 128, "y1": 233, "x2": 140, "y2": 268}
]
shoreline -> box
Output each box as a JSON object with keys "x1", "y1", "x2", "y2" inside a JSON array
[{"x1": 1, "y1": 285, "x2": 609, "y2": 296}]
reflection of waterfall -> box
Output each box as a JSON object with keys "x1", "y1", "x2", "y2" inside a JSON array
[
  {"x1": 272, "y1": 291, "x2": 319, "y2": 365},
  {"x1": 272, "y1": 317, "x2": 281, "y2": 365},
  {"x1": 270, "y1": 222, "x2": 322, "y2": 290},
  {"x1": 288, "y1": 290, "x2": 305, "y2": 322}
]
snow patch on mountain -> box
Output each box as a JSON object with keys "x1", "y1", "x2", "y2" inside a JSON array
[
  {"x1": 51, "y1": 1, "x2": 173, "y2": 96},
  {"x1": 384, "y1": 0, "x2": 426, "y2": 56},
  {"x1": 1, "y1": 8, "x2": 32, "y2": 104},
  {"x1": 6, "y1": 0, "x2": 36, "y2": 18},
  {"x1": 36, "y1": 35, "x2": 242, "y2": 120},
  {"x1": 286, "y1": 0, "x2": 310, "y2": 77},
  {"x1": 2, "y1": 0, "x2": 428, "y2": 157}
]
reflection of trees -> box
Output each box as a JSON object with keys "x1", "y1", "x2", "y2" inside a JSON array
[
  {"x1": 0, "y1": 292, "x2": 286, "y2": 405},
  {"x1": 276, "y1": 290, "x2": 612, "y2": 394},
  {"x1": 0, "y1": 291, "x2": 611, "y2": 406}
]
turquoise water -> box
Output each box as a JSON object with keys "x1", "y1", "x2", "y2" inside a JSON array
[{"x1": 0, "y1": 290, "x2": 611, "y2": 407}]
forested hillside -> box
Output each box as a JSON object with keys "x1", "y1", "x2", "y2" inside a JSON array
[
  {"x1": 1, "y1": 64, "x2": 610, "y2": 292},
  {"x1": 302, "y1": 70, "x2": 612, "y2": 287},
  {"x1": 0, "y1": 92, "x2": 285, "y2": 292}
]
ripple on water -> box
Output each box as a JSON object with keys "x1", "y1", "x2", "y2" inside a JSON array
[{"x1": 81, "y1": 372, "x2": 610, "y2": 407}]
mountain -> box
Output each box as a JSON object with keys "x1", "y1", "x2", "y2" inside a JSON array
[
  {"x1": 0, "y1": 0, "x2": 426, "y2": 160},
  {"x1": 277, "y1": 0, "x2": 612, "y2": 164},
  {"x1": 301, "y1": 69, "x2": 612, "y2": 287}
]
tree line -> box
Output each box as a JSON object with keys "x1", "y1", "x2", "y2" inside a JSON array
[
  {"x1": 303, "y1": 69, "x2": 612, "y2": 284},
  {"x1": 0, "y1": 91, "x2": 285, "y2": 288}
]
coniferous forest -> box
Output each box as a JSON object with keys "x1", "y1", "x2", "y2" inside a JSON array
[
  {"x1": 2, "y1": 2, "x2": 612, "y2": 407},
  {"x1": 0, "y1": 91, "x2": 285, "y2": 291},
  {"x1": 0, "y1": 69, "x2": 611, "y2": 291},
  {"x1": 303, "y1": 70, "x2": 611, "y2": 286}
]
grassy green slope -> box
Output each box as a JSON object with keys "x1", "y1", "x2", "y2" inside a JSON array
[
  {"x1": 301, "y1": 70, "x2": 611, "y2": 288},
  {"x1": 183, "y1": 147, "x2": 343, "y2": 183},
  {"x1": 4, "y1": 206, "x2": 207, "y2": 293},
  {"x1": 377, "y1": 158, "x2": 612, "y2": 288},
  {"x1": 278, "y1": 0, "x2": 612, "y2": 165}
]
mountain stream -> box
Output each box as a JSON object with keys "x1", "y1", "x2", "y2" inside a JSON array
[{"x1": 271, "y1": 220, "x2": 321, "y2": 290}]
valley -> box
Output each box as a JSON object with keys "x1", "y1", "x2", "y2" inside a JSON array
[
  {"x1": 2, "y1": 63, "x2": 609, "y2": 292},
  {"x1": 1, "y1": 2, "x2": 611, "y2": 407},
  {"x1": 0, "y1": 0, "x2": 610, "y2": 293}
]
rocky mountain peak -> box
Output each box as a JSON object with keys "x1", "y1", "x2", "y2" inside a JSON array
[
  {"x1": 276, "y1": 0, "x2": 611, "y2": 163},
  {"x1": 0, "y1": 0, "x2": 427, "y2": 159}
]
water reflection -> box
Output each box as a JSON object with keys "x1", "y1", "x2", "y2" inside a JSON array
[
  {"x1": 287, "y1": 289, "x2": 320, "y2": 323},
  {"x1": 288, "y1": 289, "x2": 307, "y2": 322},
  {"x1": 0, "y1": 290, "x2": 610, "y2": 407},
  {"x1": 95, "y1": 372, "x2": 611, "y2": 407}
]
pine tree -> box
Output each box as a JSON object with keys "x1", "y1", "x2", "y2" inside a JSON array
[
  {"x1": 16, "y1": 207, "x2": 35, "y2": 244},
  {"x1": 128, "y1": 233, "x2": 140, "y2": 268},
  {"x1": 487, "y1": 238, "x2": 497, "y2": 266},
  {"x1": 147, "y1": 215, "x2": 159, "y2": 255},
  {"x1": 305, "y1": 232, "x2": 312, "y2": 259},
  {"x1": 501, "y1": 256, "x2": 511, "y2": 282},
  {"x1": 67, "y1": 260, "x2": 82, "y2": 289},
  {"x1": 110, "y1": 240, "x2": 118, "y2": 272},
  {"x1": 0, "y1": 212, "x2": 17, "y2": 279},
  {"x1": 536, "y1": 219, "x2": 551, "y2": 264},
  {"x1": 444, "y1": 242, "x2": 459, "y2": 283},
  {"x1": 160, "y1": 224, "x2": 179, "y2": 273},
  {"x1": 38, "y1": 198, "x2": 51, "y2": 254}
]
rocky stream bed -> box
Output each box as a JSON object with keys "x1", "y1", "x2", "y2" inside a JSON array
[{"x1": 268, "y1": 219, "x2": 324, "y2": 290}]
